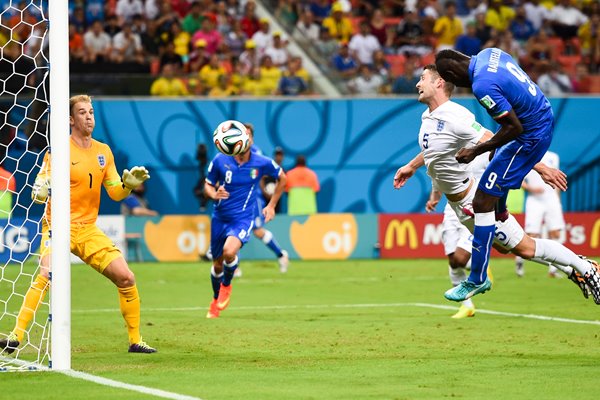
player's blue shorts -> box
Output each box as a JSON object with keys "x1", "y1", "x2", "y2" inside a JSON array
[
  {"x1": 210, "y1": 215, "x2": 254, "y2": 260},
  {"x1": 478, "y1": 128, "x2": 553, "y2": 198}
]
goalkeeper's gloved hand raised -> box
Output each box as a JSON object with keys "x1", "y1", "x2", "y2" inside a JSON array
[
  {"x1": 32, "y1": 177, "x2": 50, "y2": 204},
  {"x1": 122, "y1": 166, "x2": 150, "y2": 190}
]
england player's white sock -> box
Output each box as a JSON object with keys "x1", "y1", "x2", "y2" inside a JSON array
[
  {"x1": 448, "y1": 266, "x2": 467, "y2": 286},
  {"x1": 530, "y1": 257, "x2": 573, "y2": 276},
  {"x1": 533, "y1": 238, "x2": 591, "y2": 275}
]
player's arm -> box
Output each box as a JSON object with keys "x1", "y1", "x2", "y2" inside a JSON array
[
  {"x1": 393, "y1": 152, "x2": 424, "y2": 189},
  {"x1": 263, "y1": 170, "x2": 287, "y2": 223},
  {"x1": 532, "y1": 162, "x2": 567, "y2": 191},
  {"x1": 204, "y1": 181, "x2": 229, "y2": 200},
  {"x1": 456, "y1": 109, "x2": 523, "y2": 164},
  {"x1": 425, "y1": 189, "x2": 442, "y2": 213}
]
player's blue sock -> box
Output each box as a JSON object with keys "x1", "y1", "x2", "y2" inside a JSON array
[
  {"x1": 468, "y1": 211, "x2": 496, "y2": 285},
  {"x1": 210, "y1": 266, "x2": 223, "y2": 299},
  {"x1": 262, "y1": 230, "x2": 283, "y2": 258},
  {"x1": 222, "y1": 256, "x2": 239, "y2": 286}
]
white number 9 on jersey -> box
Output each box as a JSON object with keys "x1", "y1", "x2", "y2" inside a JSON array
[{"x1": 506, "y1": 62, "x2": 537, "y2": 96}]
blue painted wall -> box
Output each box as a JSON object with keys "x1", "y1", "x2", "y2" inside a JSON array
[{"x1": 10, "y1": 97, "x2": 598, "y2": 216}]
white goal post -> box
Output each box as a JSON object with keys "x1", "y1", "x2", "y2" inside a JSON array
[{"x1": 49, "y1": 0, "x2": 71, "y2": 371}]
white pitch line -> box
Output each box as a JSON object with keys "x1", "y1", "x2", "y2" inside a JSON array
[{"x1": 72, "y1": 302, "x2": 600, "y2": 326}]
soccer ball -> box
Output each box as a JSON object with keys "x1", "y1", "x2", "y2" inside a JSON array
[{"x1": 213, "y1": 120, "x2": 250, "y2": 156}]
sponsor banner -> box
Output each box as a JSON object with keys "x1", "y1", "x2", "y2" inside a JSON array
[
  {"x1": 71, "y1": 215, "x2": 126, "y2": 264},
  {"x1": 126, "y1": 215, "x2": 211, "y2": 262},
  {"x1": 0, "y1": 217, "x2": 41, "y2": 263},
  {"x1": 379, "y1": 213, "x2": 600, "y2": 258}
]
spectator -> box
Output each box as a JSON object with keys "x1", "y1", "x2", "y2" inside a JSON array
[
  {"x1": 70, "y1": 6, "x2": 87, "y2": 34},
  {"x1": 239, "y1": 39, "x2": 260, "y2": 75},
  {"x1": 121, "y1": 183, "x2": 158, "y2": 216},
  {"x1": 348, "y1": 64, "x2": 385, "y2": 94},
  {"x1": 150, "y1": 64, "x2": 189, "y2": 96},
  {"x1": 523, "y1": 29, "x2": 555, "y2": 78},
  {"x1": 252, "y1": 18, "x2": 274, "y2": 55},
  {"x1": 240, "y1": 66, "x2": 265, "y2": 95},
  {"x1": 262, "y1": 147, "x2": 285, "y2": 213},
  {"x1": 369, "y1": 9, "x2": 388, "y2": 47},
  {"x1": 348, "y1": 21, "x2": 381, "y2": 66},
  {"x1": 485, "y1": 0, "x2": 515, "y2": 33},
  {"x1": 265, "y1": 31, "x2": 290, "y2": 68},
  {"x1": 0, "y1": 161, "x2": 16, "y2": 220},
  {"x1": 322, "y1": 2, "x2": 353, "y2": 43},
  {"x1": 69, "y1": 23, "x2": 86, "y2": 64},
  {"x1": 455, "y1": 20, "x2": 482, "y2": 56},
  {"x1": 182, "y1": 1, "x2": 204, "y2": 34},
  {"x1": 391, "y1": 56, "x2": 419, "y2": 94},
  {"x1": 523, "y1": 0, "x2": 550, "y2": 32},
  {"x1": 259, "y1": 55, "x2": 283, "y2": 94},
  {"x1": 84, "y1": 20, "x2": 112, "y2": 64},
  {"x1": 396, "y1": 9, "x2": 431, "y2": 57},
  {"x1": 240, "y1": 1, "x2": 260, "y2": 38},
  {"x1": 225, "y1": 19, "x2": 248, "y2": 58},
  {"x1": 433, "y1": 1, "x2": 463, "y2": 51},
  {"x1": 199, "y1": 54, "x2": 227, "y2": 93},
  {"x1": 115, "y1": 0, "x2": 144, "y2": 25},
  {"x1": 549, "y1": 0, "x2": 588, "y2": 41},
  {"x1": 293, "y1": 10, "x2": 321, "y2": 43},
  {"x1": 371, "y1": 49, "x2": 391, "y2": 83},
  {"x1": 215, "y1": 2, "x2": 233, "y2": 35},
  {"x1": 473, "y1": 11, "x2": 493, "y2": 45},
  {"x1": 111, "y1": 23, "x2": 145, "y2": 65},
  {"x1": 571, "y1": 64, "x2": 591, "y2": 93},
  {"x1": 310, "y1": 0, "x2": 332, "y2": 24},
  {"x1": 331, "y1": 41, "x2": 358, "y2": 78},
  {"x1": 578, "y1": 13, "x2": 600, "y2": 72},
  {"x1": 536, "y1": 63, "x2": 573, "y2": 96},
  {"x1": 276, "y1": 60, "x2": 308, "y2": 95},
  {"x1": 159, "y1": 42, "x2": 184, "y2": 73},
  {"x1": 286, "y1": 155, "x2": 320, "y2": 215},
  {"x1": 510, "y1": 5, "x2": 536, "y2": 44},
  {"x1": 170, "y1": 22, "x2": 191, "y2": 65},
  {"x1": 315, "y1": 27, "x2": 339, "y2": 57},
  {"x1": 276, "y1": 0, "x2": 299, "y2": 31},
  {"x1": 85, "y1": 0, "x2": 105, "y2": 26},
  {"x1": 189, "y1": 39, "x2": 210, "y2": 73},
  {"x1": 291, "y1": 56, "x2": 311, "y2": 85},
  {"x1": 192, "y1": 18, "x2": 223, "y2": 56},
  {"x1": 208, "y1": 74, "x2": 239, "y2": 97},
  {"x1": 104, "y1": 14, "x2": 121, "y2": 38},
  {"x1": 193, "y1": 143, "x2": 210, "y2": 212}
]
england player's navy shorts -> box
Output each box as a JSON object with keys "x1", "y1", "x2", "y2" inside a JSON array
[
  {"x1": 210, "y1": 215, "x2": 254, "y2": 260},
  {"x1": 478, "y1": 131, "x2": 552, "y2": 198}
]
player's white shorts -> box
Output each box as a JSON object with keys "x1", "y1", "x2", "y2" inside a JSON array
[
  {"x1": 524, "y1": 196, "x2": 565, "y2": 234},
  {"x1": 442, "y1": 203, "x2": 472, "y2": 255},
  {"x1": 448, "y1": 180, "x2": 525, "y2": 251}
]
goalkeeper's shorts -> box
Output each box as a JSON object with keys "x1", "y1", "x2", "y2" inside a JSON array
[{"x1": 41, "y1": 221, "x2": 122, "y2": 273}]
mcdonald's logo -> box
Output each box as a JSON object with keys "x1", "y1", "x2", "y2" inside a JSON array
[
  {"x1": 591, "y1": 219, "x2": 600, "y2": 249},
  {"x1": 384, "y1": 219, "x2": 418, "y2": 250}
]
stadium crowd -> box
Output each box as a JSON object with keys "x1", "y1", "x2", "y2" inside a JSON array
[{"x1": 1, "y1": 0, "x2": 600, "y2": 96}]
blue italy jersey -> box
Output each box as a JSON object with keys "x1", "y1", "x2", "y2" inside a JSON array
[
  {"x1": 468, "y1": 48, "x2": 553, "y2": 141},
  {"x1": 206, "y1": 152, "x2": 281, "y2": 222}
]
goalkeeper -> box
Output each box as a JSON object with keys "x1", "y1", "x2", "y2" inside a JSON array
[{"x1": 0, "y1": 94, "x2": 156, "y2": 354}]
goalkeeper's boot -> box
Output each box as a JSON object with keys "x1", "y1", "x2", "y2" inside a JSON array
[
  {"x1": 206, "y1": 299, "x2": 220, "y2": 319},
  {"x1": 216, "y1": 283, "x2": 232, "y2": 311},
  {"x1": 451, "y1": 305, "x2": 475, "y2": 319},
  {"x1": 278, "y1": 250, "x2": 289, "y2": 273},
  {"x1": 0, "y1": 332, "x2": 19, "y2": 355},
  {"x1": 128, "y1": 338, "x2": 157, "y2": 353},
  {"x1": 582, "y1": 258, "x2": 600, "y2": 305},
  {"x1": 444, "y1": 279, "x2": 492, "y2": 302}
]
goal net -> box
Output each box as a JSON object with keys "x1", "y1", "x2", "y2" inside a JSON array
[{"x1": 0, "y1": 0, "x2": 68, "y2": 371}]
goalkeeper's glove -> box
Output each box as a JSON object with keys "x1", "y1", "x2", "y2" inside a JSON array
[
  {"x1": 122, "y1": 166, "x2": 150, "y2": 189},
  {"x1": 32, "y1": 177, "x2": 50, "y2": 204}
]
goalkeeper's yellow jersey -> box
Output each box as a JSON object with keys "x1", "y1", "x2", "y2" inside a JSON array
[{"x1": 38, "y1": 137, "x2": 131, "y2": 224}]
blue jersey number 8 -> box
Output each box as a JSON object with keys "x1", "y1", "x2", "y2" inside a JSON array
[{"x1": 506, "y1": 62, "x2": 537, "y2": 96}]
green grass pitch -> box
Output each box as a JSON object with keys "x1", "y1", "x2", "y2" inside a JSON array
[{"x1": 1, "y1": 258, "x2": 599, "y2": 399}]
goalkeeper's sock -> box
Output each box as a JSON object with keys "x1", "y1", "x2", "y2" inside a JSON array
[
  {"x1": 222, "y1": 256, "x2": 239, "y2": 286},
  {"x1": 14, "y1": 274, "x2": 49, "y2": 342},
  {"x1": 211, "y1": 266, "x2": 223, "y2": 299},
  {"x1": 262, "y1": 230, "x2": 283, "y2": 258},
  {"x1": 118, "y1": 285, "x2": 141, "y2": 345}
]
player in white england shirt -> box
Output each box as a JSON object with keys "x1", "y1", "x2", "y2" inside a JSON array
[
  {"x1": 393, "y1": 64, "x2": 599, "y2": 303},
  {"x1": 515, "y1": 150, "x2": 566, "y2": 278}
]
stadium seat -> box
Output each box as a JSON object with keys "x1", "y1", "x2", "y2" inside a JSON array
[
  {"x1": 547, "y1": 36, "x2": 565, "y2": 58},
  {"x1": 349, "y1": 17, "x2": 364, "y2": 34},
  {"x1": 384, "y1": 17, "x2": 402, "y2": 27},
  {"x1": 556, "y1": 54, "x2": 581, "y2": 75},
  {"x1": 421, "y1": 52, "x2": 435, "y2": 67},
  {"x1": 386, "y1": 54, "x2": 406, "y2": 76},
  {"x1": 589, "y1": 75, "x2": 600, "y2": 93}
]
